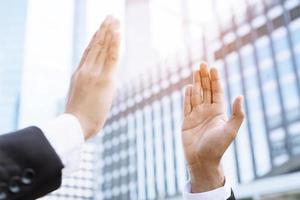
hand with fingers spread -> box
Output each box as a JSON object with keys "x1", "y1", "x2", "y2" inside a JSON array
[
  {"x1": 182, "y1": 63, "x2": 244, "y2": 193},
  {"x1": 65, "y1": 16, "x2": 121, "y2": 139}
]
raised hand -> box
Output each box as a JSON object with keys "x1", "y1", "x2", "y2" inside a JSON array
[
  {"x1": 65, "y1": 16, "x2": 121, "y2": 139},
  {"x1": 182, "y1": 63, "x2": 244, "y2": 192}
]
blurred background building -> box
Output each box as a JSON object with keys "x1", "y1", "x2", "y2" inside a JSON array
[
  {"x1": 0, "y1": 0, "x2": 27, "y2": 133},
  {"x1": 0, "y1": 0, "x2": 300, "y2": 199}
]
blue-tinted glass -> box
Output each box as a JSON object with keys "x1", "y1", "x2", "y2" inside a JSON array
[
  {"x1": 264, "y1": 87, "x2": 282, "y2": 127},
  {"x1": 277, "y1": 58, "x2": 293, "y2": 75},
  {"x1": 277, "y1": 58, "x2": 300, "y2": 119},
  {"x1": 171, "y1": 91, "x2": 186, "y2": 190},
  {"x1": 135, "y1": 111, "x2": 146, "y2": 199},
  {"x1": 236, "y1": 122, "x2": 255, "y2": 183},
  {"x1": 127, "y1": 114, "x2": 136, "y2": 170},
  {"x1": 247, "y1": 93, "x2": 262, "y2": 113},
  {"x1": 244, "y1": 71, "x2": 258, "y2": 90},
  {"x1": 291, "y1": 23, "x2": 300, "y2": 79},
  {"x1": 153, "y1": 102, "x2": 166, "y2": 197},
  {"x1": 225, "y1": 54, "x2": 255, "y2": 183},
  {"x1": 256, "y1": 38, "x2": 282, "y2": 126},
  {"x1": 266, "y1": 89, "x2": 279, "y2": 110},
  {"x1": 162, "y1": 97, "x2": 176, "y2": 195},
  {"x1": 241, "y1": 54, "x2": 255, "y2": 68},
  {"x1": 257, "y1": 42, "x2": 272, "y2": 61},
  {"x1": 241, "y1": 47, "x2": 258, "y2": 90},
  {"x1": 270, "y1": 128, "x2": 289, "y2": 165},
  {"x1": 0, "y1": 0, "x2": 27, "y2": 133},
  {"x1": 281, "y1": 81, "x2": 300, "y2": 119},
  {"x1": 296, "y1": 53, "x2": 300, "y2": 78},
  {"x1": 144, "y1": 106, "x2": 156, "y2": 199},
  {"x1": 217, "y1": 61, "x2": 226, "y2": 80},
  {"x1": 247, "y1": 93, "x2": 271, "y2": 176},
  {"x1": 273, "y1": 34, "x2": 289, "y2": 52},
  {"x1": 291, "y1": 26, "x2": 300, "y2": 45},
  {"x1": 260, "y1": 65, "x2": 276, "y2": 83},
  {"x1": 217, "y1": 62, "x2": 230, "y2": 114},
  {"x1": 226, "y1": 54, "x2": 243, "y2": 97},
  {"x1": 227, "y1": 55, "x2": 240, "y2": 76}
]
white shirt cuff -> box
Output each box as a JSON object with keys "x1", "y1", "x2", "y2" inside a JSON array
[
  {"x1": 39, "y1": 114, "x2": 85, "y2": 176},
  {"x1": 183, "y1": 179, "x2": 231, "y2": 200}
]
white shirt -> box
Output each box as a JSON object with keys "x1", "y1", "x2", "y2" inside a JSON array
[{"x1": 39, "y1": 114, "x2": 231, "y2": 200}]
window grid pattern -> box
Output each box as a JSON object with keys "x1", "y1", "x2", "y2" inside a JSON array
[
  {"x1": 46, "y1": 145, "x2": 97, "y2": 200},
  {"x1": 100, "y1": 0, "x2": 300, "y2": 199}
]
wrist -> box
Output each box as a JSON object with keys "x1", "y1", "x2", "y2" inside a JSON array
[
  {"x1": 64, "y1": 111, "x2": 91, "y2": 140},
  {"x1": 189, "y1": 162, "x2": 224, "y2": 193}
]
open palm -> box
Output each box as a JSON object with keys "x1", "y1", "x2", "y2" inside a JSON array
[
  {"x1": 182, "y1": 63, "x2": 244, "y2": 169},
  {"x1": 66, "y1": 16, "x2": 121, "y2": 139}
]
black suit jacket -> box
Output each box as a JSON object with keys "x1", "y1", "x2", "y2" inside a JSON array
[
  {"x1": 0, "y1": 127, "x2": 64, "y2": 200},
  {"x1": 229, "y1": 190, "x2": 235, "y2": 200}
]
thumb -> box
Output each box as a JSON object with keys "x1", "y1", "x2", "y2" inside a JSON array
[{"x1": 226, "y1": 96, "x2": 245, "y2": 139}]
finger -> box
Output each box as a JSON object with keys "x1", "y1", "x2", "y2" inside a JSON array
[
  {"x1": 95, "y1": 18, "x2": 120, "y2": 72},
  {"x1": 226, "y1": 96, "x2": 245, "y2": 139},
  {"x1": 191, "y1": 70, "x2": 202, "y2": 107},
  {"x1": 77, "y1": 16, "x2": 111, "y2": 70},
  {"x1": 184, "y1": 85, "x2": 193, "y2": 117},
  {"x1": 77, "y1": 31, "x2": 97, "y2": 69},
  {"x1": 85, "y1": 18, "x2": 114, "y2": 70},
  {"x1": 97, "y1": 15, "x2": 116, "y2": 49},
  {"x1": 200, "y1": 63, "x2": 212, "y2": 104},
  {"x1": 103, "y1": 31, "x2": 121, "y2": 76},
  {"x1": 97, "y1": 30, "x2": 113, "y2": 65},
  {"x1": 105, "y1": 19, "x2": 121, "y2": 69},
  {"x1": 210, "y1": 67, "x2": 223, "y2": 103}
]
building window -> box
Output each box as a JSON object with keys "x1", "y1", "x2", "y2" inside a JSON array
[
  {"x1": 171, "y1": 91, "x2": 187, "y2": 190},
  {"x1": 153, "y1": 101, "x2": 166, "y2": 197},
  {"x1": 256, "y1": 37, "x2": 282, "y2": 127},
  {"x1": 270, "y1": 128, "x2": 289, "y2": 166},
  {"x1": 226, "y1": 52, "x2": 254, "y2": 183},
  {"x1": 162, "y1": 97, "x2": 176, "y2": 195},
  {"x1": 135, "y1": 110, "x2": 146, "y2": 200},
  {"x1": 241, "y1": 45, "x2": 272, "y2": 176},
  {"x1": 144, "y1": 106, "x2": 156, "y2": 199},
  {"x1": 277, "y1": 58, "x2": 300, "y2": 120},
  {"x1": 289, "y1": 122, "x2": 300, "y2": 154}
]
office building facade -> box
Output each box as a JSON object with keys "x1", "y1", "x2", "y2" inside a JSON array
[
  {"x1": 99, "y1": 0, "x2": 300, "y2": 199},
  {"x1": 0, "y1": 0, "x2": 100, "y2": 200},
  {"x1": 1, "y1": 0, "x2": 300, "y2": 199},
  {"x1": 0, "y1": 0, "x2": 28, "y2": 133}
]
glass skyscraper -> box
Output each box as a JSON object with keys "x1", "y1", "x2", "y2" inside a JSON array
[
  {"x1": 99, "y1": 0, "x2": 300, "y2": 199},
  {"x1": 0, "y1": 0, "x2": 95, "y2": 199},
  {"x1": 0, "y1": 0, "x2": 27, "y2": 133}
]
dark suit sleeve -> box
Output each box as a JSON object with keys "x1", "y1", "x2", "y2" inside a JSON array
[
  {"x1": 0, "y1": 126, "x2": 64, "y2": 200},
  {"x1": 227, "y1": 190, "x2": 235, "y2": 200}
]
